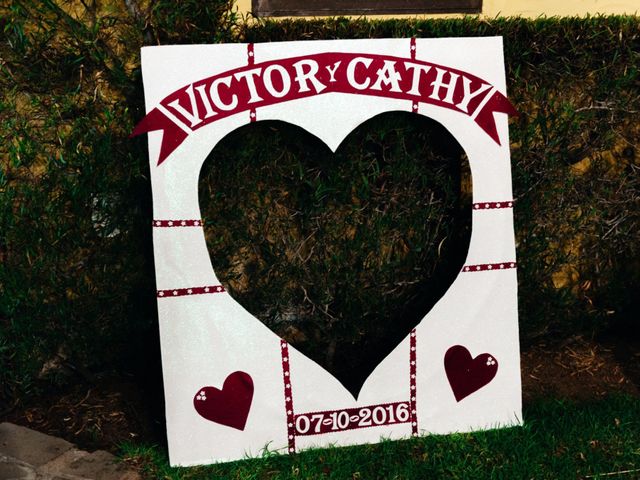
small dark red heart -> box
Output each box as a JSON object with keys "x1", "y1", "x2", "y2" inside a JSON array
[
  {"x1": 193, "y1": 371, "x2": 254, "y2": 430},
  {"x1": 444, "y1": 345, "x2": 498, "y2": 402}
]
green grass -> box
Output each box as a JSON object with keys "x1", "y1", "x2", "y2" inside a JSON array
[{"x1": 120, "y1": 395, "x2": 640, "y2": 479}]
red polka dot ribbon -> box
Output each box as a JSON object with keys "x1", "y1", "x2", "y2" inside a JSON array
[
  {"x1": 462, "y1": 262, "x2": 517, "y2": 272},
  {"x1": 281, "y1": 340, "x2": 296, "y2": 453},
  {"x1": 153, "y1": 219, "x2": 203, "y2": 227},
  {"x1": 409, "y1": 329, "x2": 418, "y2": 436},
  {"x1": 157, "y1": 285, "x2": 226, "y2": 298},
  {"x1": 472, "y1": 201, "x2": 514, "y2": 210}
]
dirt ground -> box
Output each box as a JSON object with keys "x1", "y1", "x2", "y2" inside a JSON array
[
  {"x1": 4, "y1": 332, "x2": 639, "y2": 454},
  {"x1": 520, "y1": 333, "x2": 640, "y2": 403}
]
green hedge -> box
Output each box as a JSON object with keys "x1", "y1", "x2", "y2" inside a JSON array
[{"x1": 1, "y1": 1, "x2": 638, "y2": 403}]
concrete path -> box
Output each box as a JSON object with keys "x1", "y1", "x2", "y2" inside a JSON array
[{"x1": 0, "y1": 423, "x2": 140, "y2": 480}]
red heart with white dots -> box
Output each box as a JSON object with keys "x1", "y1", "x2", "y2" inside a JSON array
[
  {"x1": 444, "y1": 345, "x2": 498, "y2": 402},
  {"x1": 193, "y1": 371, "x2": 254, "y2": 430}
]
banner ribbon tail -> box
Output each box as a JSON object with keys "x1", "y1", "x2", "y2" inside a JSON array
[
  {"x1": 473, "y1": 92, "x2": 518, "y2": 146},
  {"x1": 130, "y1": 108, "x2": 189, "y2": 165}
]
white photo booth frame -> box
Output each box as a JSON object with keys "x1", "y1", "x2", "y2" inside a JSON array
[{"x1": 134, "y1": 37, "x2": 521, "y2": 467}]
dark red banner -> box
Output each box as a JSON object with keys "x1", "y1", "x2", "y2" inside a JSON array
[{"x1": 132, "y1": 52, "x2": 517, "y2": 165}]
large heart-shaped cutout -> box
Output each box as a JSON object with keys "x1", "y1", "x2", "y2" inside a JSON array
[
  {"x1": 193, "y1": 371, "x2": 254, "y2": 430},
  {"x1": 444, "y1": 345, "x2": 498, "y2": 402},
  {"x1": 199, "y1": 112, "x2": 471, "y2": 398}
]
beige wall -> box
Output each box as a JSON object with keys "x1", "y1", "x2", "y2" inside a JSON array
[{"x1": 235, "y1": 0, "x2": 638, "y2": 19}]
